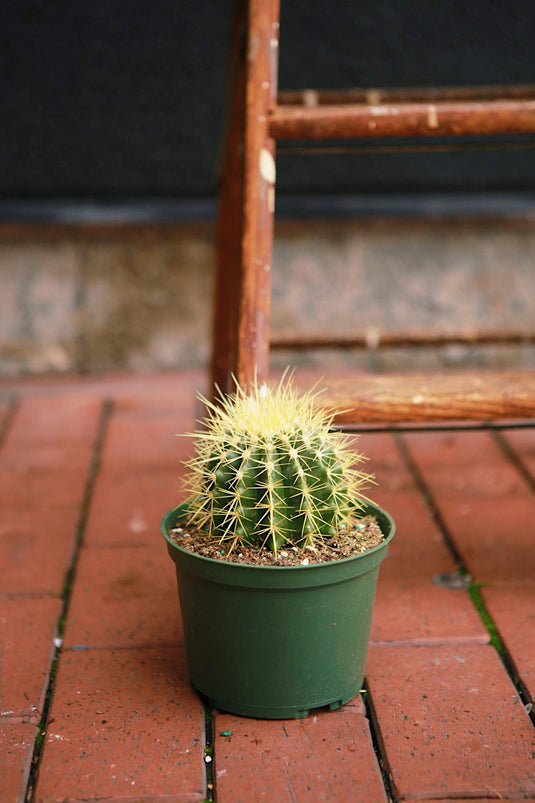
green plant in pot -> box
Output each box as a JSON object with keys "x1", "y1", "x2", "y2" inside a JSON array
[{"x1": 161, "y1": 378, "x2": 395, "y2": 719}]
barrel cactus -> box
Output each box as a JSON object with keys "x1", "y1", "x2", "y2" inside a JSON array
[{"x1": 183, "y1": 379, "x2": 372, "y2": 555}]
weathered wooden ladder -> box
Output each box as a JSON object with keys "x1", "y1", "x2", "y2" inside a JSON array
[{"x1": 211, "y1": 0, "x2": 535, "y2": 424}]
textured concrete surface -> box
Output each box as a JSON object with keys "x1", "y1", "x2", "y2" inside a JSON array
[
  {"x1": 0, "y1": 224, "x2": 213, "y2": 376},
  {"x1": 1, "y1": 218, "x2": 534, "y2": 377}
]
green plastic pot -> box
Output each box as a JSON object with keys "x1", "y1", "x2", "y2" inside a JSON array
[{"x1": 161, "y1": 501, "x2": 395, "y2": 719}]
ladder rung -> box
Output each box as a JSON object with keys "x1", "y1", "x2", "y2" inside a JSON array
[
  {"x1": 269, "y1": 98, "x2": 535, "y2": 141},
  {"x1": 310, "y1": 371, "x2": 535, "y2": 424}
]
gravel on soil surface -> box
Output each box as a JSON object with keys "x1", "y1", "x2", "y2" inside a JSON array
[{"x1": 168, "y1": 515, "x2": 384, "y2": 566}]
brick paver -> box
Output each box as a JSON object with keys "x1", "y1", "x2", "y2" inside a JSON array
[
  {"x1": 404, "y1": 430, "x2": 535, "y2": 584},
  {"x1": 0, "y1": 466, "x2": 88, "y2": 513},
  {"x1": 78, "y1": 378, "x2": 193, "y2": 552},
  {"x1": 359, "y1": 434, "x2": 488, "y2": 645},
  {"x1": 82, "y1": 468, "x2": 181, "y2": 548},
  {"x1": 482, "y1": 584, "x2": 535, "y2": 703},
  {"x1": 35, "y1": 648, "x2": 205, "y2": 803},
  {"x1": 59, "y1": 399, "x2": 193, "y2": 651},
  {"x1": 214, "y1": 702, "x2": 388, "y2": 802},
  {"x1": 0, "y1": 395, "x2": 101, "y2": 596},
  {"x1": 63, "y1": 545, "x2": 182, "y2": 649},
  {"x1": 0, "y1": 598, "x2": 62, "y2": 721},
  {"x1": 366, "y1": 643, "x2": 535, "y2": 799},
  {"x1": 0, "y1": 723, "x2": 36, "y2": 803},
  {"x1": 1, "y1": 508, "x2": 84, "y2": 597},
  {"x1": 3, "y1": 395, "x2": 101, "y2": 449},
  {"x1": 98, "y1": 413, "x2": 191, "y2": 474},
  {"x1": 502, "y1": 427, "x2": 535, "y2": 482}
]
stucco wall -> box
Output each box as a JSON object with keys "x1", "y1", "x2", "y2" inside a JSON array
[{"x1": 0, "y1": 218, "x2": 534, "y2": 377}]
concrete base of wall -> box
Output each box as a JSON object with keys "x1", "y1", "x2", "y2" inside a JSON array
[{"x1": 0, "y1": 217, "x2": 534, "y2": 378}]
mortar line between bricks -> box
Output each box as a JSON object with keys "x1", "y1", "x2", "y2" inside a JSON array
[
  {"x1": 24, "y1": 398, "x2": 113, "y2": 803},
  {"x1": 0, "y1": 591, "x2": 61, "y2": 601},
  {"x1": 489, "y1": 429, "x2": 535, "y2": 715},
  {"x1": 393, "y1": 431, "x2": 465, "y2": 568},
  {"x1": 394, "y1": 430, "x2": 535, "y2": 729},
  {"x1": 491, "y1": 427, "x2": 535, "y2": 492},
  {"x1": 361, "y1": 681, "x2": 396, "y2": 802},
  {"x1": 203, "y1": 704, "x2": 215, "y2": 801},
  {"x1": 1, "y1": 714, "x2": 41, "y2": 725},
  {"x1": 63, "y1": 641, "x2": 187, "y2": 653}
]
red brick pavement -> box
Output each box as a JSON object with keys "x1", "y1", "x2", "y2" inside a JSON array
[
  {"x1": 366, "y1": 643, "x2": 535, "y2": 799},
  {"x1": 1, "y1": 372, "x2": 534, "y2": 802}
]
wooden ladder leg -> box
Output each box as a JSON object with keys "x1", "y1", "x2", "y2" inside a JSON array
[
  {"x1": 211, "y1": 0, "x2": 248, "y2": 397},
  {"x1": 211, "y1": 0, "x2": 280, "y2": 396}
]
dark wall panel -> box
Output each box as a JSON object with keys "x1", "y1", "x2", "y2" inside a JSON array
[
  {"x1": 1, "y1": 1, "x2": 534, "y2": 200},
  {"x1": 1, "y1": 2, "x2": 228, "y2": 197}
]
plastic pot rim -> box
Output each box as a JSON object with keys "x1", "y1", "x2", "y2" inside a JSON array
[{"x1": 161, "y1": 499, "x2": 395, "y2": 585}]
